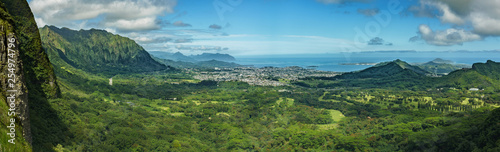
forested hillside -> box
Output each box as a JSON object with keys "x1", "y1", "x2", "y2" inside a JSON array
[
  {"x1": 336, "y1": 59, "x2": 430, "y2": 79},
  {"x1": 2, "y1": 0, "x2": 499, "y2": 151},
  {"x1": 39, "y1": 26, "x2": 169, "y2": 76},
  {"x1": 437, "y1": 60, "x2": 500, "y2": 91},
  {"x1": 416, "y1": 58, "x2": 470, "y2": 75},
  {"x1": 298, "y1": 60, "x2": 432, "y2": 89},
  {"x1": 0, "y1": 0, "x2": 61, "y2": 151},
  {"x1": 37, "y1": 34, "x2": 500, "y2": 152}
]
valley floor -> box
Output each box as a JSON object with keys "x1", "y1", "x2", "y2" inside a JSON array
[{"x1": 29, "y1": 65, "x2": 500, "y2": 152}]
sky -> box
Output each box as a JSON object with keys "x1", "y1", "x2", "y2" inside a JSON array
[{"x1": 28, "y1": 0, "x2": 500, "y2": 56}]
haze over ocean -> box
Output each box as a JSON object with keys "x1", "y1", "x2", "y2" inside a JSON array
[{"x1": 235, "y1": 51, "x2": 500, "y2": 72}]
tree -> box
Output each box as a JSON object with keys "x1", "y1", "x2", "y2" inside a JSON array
[{"x1": 172, "y1": 140, "x2": 181, "y2": 148}]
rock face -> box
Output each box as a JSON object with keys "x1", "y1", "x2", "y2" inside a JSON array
[
  {"x1": 0, "y1": 0, "x2": 60, "y2": 99},
  {"x1": 0, "y1": 3, "x2": 31, "y2": 146},
  {"x1": 0, "y1": 0, "x2": 61, "y2": 148}
]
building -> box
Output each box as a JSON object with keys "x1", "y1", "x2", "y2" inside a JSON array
[{"x1": 469, "y1": 88, "x2": 479, "y2": 91}]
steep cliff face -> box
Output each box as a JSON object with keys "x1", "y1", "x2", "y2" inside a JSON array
[
  {"x1": 0, "y1": 0, "x2": 61, "y2": 151},
  {"x1": 0, "y1": 2, "x2": 31, "y2": 151},
  {"x1": 0, "y1": 0, "x2": 60, "y2": 98},
  {"x1": 40, "y1": 26, "x2": 169, "y2": 75}
]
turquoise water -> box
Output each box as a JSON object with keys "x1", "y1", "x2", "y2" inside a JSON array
[{"x1": 234, "y1": 51, "x2": 500, "y2": 72}]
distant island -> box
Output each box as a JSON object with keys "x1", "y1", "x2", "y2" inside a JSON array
[
  {"x1": 340, "y1": 62, "x2": 378, "y2": 65},
  {"x1": 428, "y1": 58, "x2": 454, "y2": 64}
]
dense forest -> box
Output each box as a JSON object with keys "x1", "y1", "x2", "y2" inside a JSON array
[
  {"x1": 36, "y1": 25, "x2": 500, "y2": 151},
  {"x1": 31, "y1": 62, "x2": 500, "y2": 151},
  {"x1": 1, "y1": 0, "x2": 499, "y2": 151}
]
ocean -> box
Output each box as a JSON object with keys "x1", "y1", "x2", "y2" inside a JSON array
[{"x1": 234, "y1": 51, "x2": 500, "y2": 72}]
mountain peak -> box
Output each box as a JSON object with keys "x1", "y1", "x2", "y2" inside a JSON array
[
  {"x1": 337, "y1": 59, "x2": 429, "y2": 79},
  {"x1": 471, "y1": 60, "x2": 500, "y2": 80},
  {"x1": 375, "y1": 59, "x2": 411, "y2": 68},
  {"x1": 442, "y1": 60, "x2": 500, "y2": 89},
  {"x1": 431, "y1": 58, "x2": 454, "y2": 64},
  {"x1": 190, "y1": 53, "x2": 236, "y2": 62}
]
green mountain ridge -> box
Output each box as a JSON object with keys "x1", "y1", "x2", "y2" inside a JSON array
[
  {"x1": 472, "y1": 60, "x2": 500, "y2": 80},
  {"x1": 191, "y1": 53, "x2": 236, "y2": 61},
  {"x1": 297, "y1": 60, "x2": 432, "y2": 89},
  {"x1": 430, "y1": 58, "x2": 454, "y2": 64},
  {"x1": 300, "y1": 59, "x2": 500, "y2": 90},
  {"x1": 40, "y1": 25, "x2": 169, "y2": 75},
  {"x1": 153, "y1": 57, "x2": 242, "y2": 69},
  {"x1": 416, "y1": 58, "x2": 470, "y2": 75},
  {"x1": 336, "y1": 59, "x2": 430, "y2": 79},
  {"x1": 150, "y1": 51, "x2": 242, "y2": 69},
  {"x1": 438, "y1": 60, "x2": 500, "y2": 90}
]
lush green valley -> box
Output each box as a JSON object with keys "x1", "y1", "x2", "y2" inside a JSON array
[
  {"x1": 1, "y1": 1, "x2": 499, "y2": 151},
  {"x1": 34, "y1": 26, "x2": 500, "y2": 151},
  {"x1": 34, "y1": 62, "x2": 500, "y2": 151}
]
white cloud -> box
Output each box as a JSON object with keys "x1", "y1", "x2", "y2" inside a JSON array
[
  {"x1": 175, "y1": 35, "x2": 364, "y2": 55},
  {"x1": 433, "y1": 2, "x2": 465, "y2": 24},
  {"x1": 132, "y1": 36, "x2": 171, "y2": 44},
  {"x1": 416, "y1": 0, "x2": 500, "y2": 35},
  {"x1": 29, "y1": 0, "x2": 176, "y2": 31},
  {"x1": 34, "y1": 17, "x2": 47, "y2": 27},
  {"x1": 103, "y1": 17, "x2": 160, "y2": 31},
  {"x1": 417, "y1": 24, "x2": 481, "y2": 46},
  {"x1": 469, "y1": 8, "x2": 500, "y2": 36},
  {"x1": 410, "y1": 0, "x2": 500, "y2": 46}
]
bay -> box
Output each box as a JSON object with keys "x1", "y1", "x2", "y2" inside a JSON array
[{"x1": 234, "y1": 51, "x2": 500, "y2": 72}]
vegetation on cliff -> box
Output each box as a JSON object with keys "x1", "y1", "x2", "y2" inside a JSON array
[{"x1": 40, "y1": 26, "x2": 169, "y2": 76}]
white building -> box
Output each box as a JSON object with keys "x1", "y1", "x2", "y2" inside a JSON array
[{"x1": 469, "y1": 88, "x2": 479, "y2": 91}]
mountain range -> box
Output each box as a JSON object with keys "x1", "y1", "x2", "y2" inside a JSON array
[
  {"x1": 149, "y1": 51, "x2": 241, "y2": 69},
  {"x1": 439, "y1": 60, "x2": 500, "y2": 90},
  {"x1": 299, "y1": 59, "x2": 500, "y2": 90},
  {"x1": 39, "y1": 26, "x2": 169, "y2": 75},
  {"x1": 416, "y1": 58, "x2": 470, "y2": 75},
  {"x1": 149, "y1": 51, "x2": 236, "y2": 62},
  {"x1": 153, "y1": 57, "x2": 242, "y2": 69}
]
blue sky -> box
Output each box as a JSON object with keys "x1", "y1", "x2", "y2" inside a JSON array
[{"x1": 28, "y1": 0, "x2": 500, "y2": 56}]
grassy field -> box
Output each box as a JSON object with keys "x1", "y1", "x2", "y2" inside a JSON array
[
  {"x1": 316, "y1": 109, "x2": 345, "y2": 130},
  {"x1": 328, "y1": 109, "x2": 345, "y2": 122},
  {"x1": 276, "y1": 98, "x2": 294, "y2": 107}
]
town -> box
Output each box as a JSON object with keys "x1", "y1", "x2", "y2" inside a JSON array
[{"x1": 193, "y1": 66, "x2": 338, "y2": 86}]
